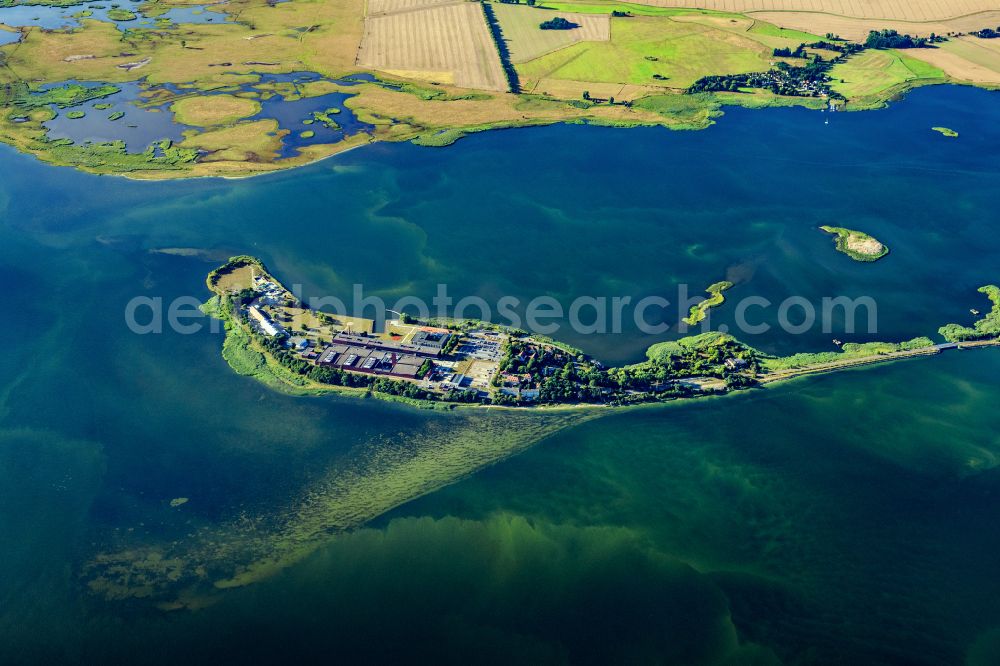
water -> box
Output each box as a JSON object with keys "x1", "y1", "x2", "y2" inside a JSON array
[
  {"x1": 0, "y1": 1, "x2": 229, "y2": 30},
  {"x1": 43, "y1": 81, "x2": 189, "y2": 149},
  {"x1": 0, "y1": 84, "x2": 999, "y2": 664},
  {"x1": 39, "y1": 74, "x2": 370, "y2": 154}
]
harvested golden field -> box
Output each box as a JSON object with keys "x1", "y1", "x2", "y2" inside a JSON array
[
  {"x1": 368, "y1": 0, "x2": 463, "y2": 15},
  {"x1": 624, "y1": 0, "x2": 1000, "y2": 21},
  {"x1": 492, "y1": 4, "x2": 610, "y2": 63},
  {"x1": 905, "y1": 36, "x2": 1000, "y2": 84},
  {"x1": 357, "y1": 2, "x2": 508, "y2": 91},
  {"x1": 747, "y1": 10, "x2": 1000, "y2": 40}
]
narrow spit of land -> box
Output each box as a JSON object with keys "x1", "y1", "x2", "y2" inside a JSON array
[{"x1": 205, "y1": 256, "x2": 1000, "y2": 410}]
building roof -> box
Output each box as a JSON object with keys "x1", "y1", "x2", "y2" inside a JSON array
[
  {"x1": 248, "y1": 306, "x2": 280, "y2": 337},
  {"x1": 334, "y1": 331, "x2": 442, "y2": 357}
]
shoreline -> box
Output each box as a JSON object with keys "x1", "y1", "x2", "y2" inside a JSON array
[
  {"x1": 205, "y1": 257, "x2": 1000, "y2": 412},
  {"x1": 4, "y1": 79, "x2": 992, "y2": 183}
]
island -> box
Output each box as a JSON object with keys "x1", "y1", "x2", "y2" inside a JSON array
[
  {"x1": 205, "y1": 257, "x2": 999, "y2": 409},
  {"x1": 820, "y1": 225, "x2": 890, "y2": 262},
  {"x1": 932, "y1": 126, "x2": 960, "y2": 137},
  {"x1": 682, "y1": 281, "x2": 734, "y2": 326},
  {"x1": 1, "y1": 0, "x2": 997, "y2": 179}
]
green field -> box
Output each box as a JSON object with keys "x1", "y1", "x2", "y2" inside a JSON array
[
  {"x1": 535, "y1": 1, "x2": 734, "y2": 18},
  {"x1": 763, "y1": 338, "x2": 935, "y2": 371},
  {"x1": 517, "y1": 16, "x2": 774, "y2": 89},
  {"x1": 830, "y1": 50, "x2": 945, "y2": 108}
]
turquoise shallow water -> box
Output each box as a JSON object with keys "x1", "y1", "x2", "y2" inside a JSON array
[{"x1": 0, "y1": 85, "x2": 999, "y2": 664}]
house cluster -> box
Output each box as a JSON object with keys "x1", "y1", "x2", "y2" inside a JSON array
[
  {"x1": 314, "y1": 329, "x2": 450, "y2": 380},
  {"x1": 245, "y1": 274, "x2": 291, "y2": 339},
  {"x1": 498, "y1": 372, "x2": 541, "y2": 401},
  {"x1": 724, "y1": 357, "x2": 748, "y2": 371}
]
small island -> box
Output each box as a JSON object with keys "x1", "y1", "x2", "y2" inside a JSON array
[
  {"x1": 204, "y1": 257, "x2": 998, "y2": 410},
  {"x1": 683, "y1": 281, "x2": 734, "y2": 326},
  {"x1": 820, "y1": 226, "x2": 889, "y2": 262},
  {"x1": 932, "y1": 127, "x2": 959, "y2": 137}
]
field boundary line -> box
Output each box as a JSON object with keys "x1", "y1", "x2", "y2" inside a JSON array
[{"x1": 745, "y1": 8, "x2": 1000, "y2": 26}]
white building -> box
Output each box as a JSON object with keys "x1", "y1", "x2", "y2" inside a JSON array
[{"x1": 248, "y1": 306, "x2": 280, "y2": 337}]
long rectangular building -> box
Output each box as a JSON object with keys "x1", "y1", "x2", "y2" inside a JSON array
[
  {"x1": 333, "y1": 331, "x2": 447, "y2": 358},
  {"x1": 317, "y1": 343, "x2": 427, "y2": 379},
  {"x1": 248, "y1": 306, "x2": 281, "y2": 337}
]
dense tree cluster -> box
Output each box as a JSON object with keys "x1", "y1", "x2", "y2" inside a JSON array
[
  {"x1": 864, "y1": 29, "x2": 942, "y2": 49},
  {"x1": 539, "y1": 17, "x2": 579, "y2": 30},
  {"x1": 689, "y1": 37, "x2": 868, "y2": 98},
  {"x1": 492, "y1": 332, "x2": 759, "y2": 406},
  {"x1": 773, "y1": 44, "x2": 807, "y2": 58},
  {"x1": 688, "y1": 59, "x2": 839, "y2": 98},
  {"x1": 975, "y1": 27, "x2": 1000, "y2": 39},
  {"x1": 482, "y1": 3, "x2": 521, "y2": 93}
]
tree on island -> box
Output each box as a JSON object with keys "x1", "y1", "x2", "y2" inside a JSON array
[{"x1": 540, "y1": 17, "x2": 579, "y2": 30}]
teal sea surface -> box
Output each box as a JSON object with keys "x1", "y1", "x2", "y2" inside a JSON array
[{"x1": 1, "y1": 85, "x2": 999, "y2": 664}]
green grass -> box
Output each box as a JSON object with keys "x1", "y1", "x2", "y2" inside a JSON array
[
  {"x1": 517, "y1": 16, "x2": 773, "y2": 89},
  {"x1": 830, "y1": 50, "x2": 946, "y2": 108},
  {"x1": 683, "y1": 281, "x2": 733, "y2": 326},
  {"x1": 763, "y1": 337, "x2": 935, "y2": 371},
  {"x1": 644, "y1": 331, "x2": 734, "y2": 364},
  {"x1": 36, "y1": 138, "x2": 198, "y2": 173},
  {"x1": 939, "y1": 286, "x2": 1000, "y2": 342},
  {"x1": 311, "y1": 108, "x2": 340, "y2": 129},
  {"x1": 13, "y1": 83, "x2": 119, "y2": 110},
  {"x1": 106, "y1": 8, "x2": 137, "y2": 21},
  {"x1": 746, "y1": 21, "x2": 821, "y2": 44},
  {"x1": 535, "y1": 1, "x2": 736, "y2": 19},
  {"x1": 632, "y1": 92, "x2": 721, "y2": 127},
  {"x1": 65, "y1": 110, "x2": 85, "y2": 119}
]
